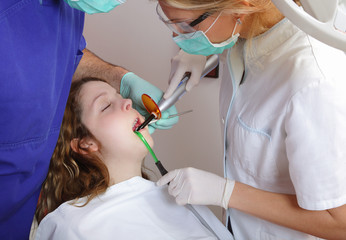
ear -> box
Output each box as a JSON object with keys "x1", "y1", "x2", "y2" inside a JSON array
[
  {"x1": 70, "y1": 137, "x2": 99, "y2": 155},
  {"x1": 241, "y1": 0, "x2": 250, "y2": 6},
  {"x1": 234, "y1": 0, "x2": 251, "y2": 20}
]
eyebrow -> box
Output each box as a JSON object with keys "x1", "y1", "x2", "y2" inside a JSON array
[{"x1": 91, "y1": 92, "x2": 108, "y2": 106}]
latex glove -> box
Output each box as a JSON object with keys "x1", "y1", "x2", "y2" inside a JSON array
[
  {"x1": 120, "y1": 72, "x2": 178, "y2": 134},
  {"x1": 164, "y1": 50, "x2": 207, "y2": 99},
  {"x1": 157, "y1": 167, "x2": 235, "y2": 209}
]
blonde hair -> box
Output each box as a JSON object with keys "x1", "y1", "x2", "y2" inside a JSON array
[
  {"x1": 35, "y1": 78, "x2": 148, "y2": 223},
  {"x1": 159, "y1": 0, "x2": 269, "y2": 13},
  {"x1": 158, "y1": 0, "x2": 283, "y2": 39}
]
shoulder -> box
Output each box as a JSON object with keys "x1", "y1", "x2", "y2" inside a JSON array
[
  {"x1": 40, "y1": 200, "x2": 80, "y2": 225},
  {"x1": 274, "y1": 29, "x2": 346, "y2": 100},
  {"x1": 34, "y1": 197, "x2": 97, "y2": 239},
  {"x1": 284, "y1": 23, "x2": 345, "y2": 80},
  {"x1": 34, "y1": 204, "x2": 71, "y2": 239}
]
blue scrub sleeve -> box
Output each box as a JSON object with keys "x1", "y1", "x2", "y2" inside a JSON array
[{"x1": 0, "y1": 0, "x2": 85, "y2": 239}]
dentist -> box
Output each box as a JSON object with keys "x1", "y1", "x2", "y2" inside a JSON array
[
  {"x1": 156, "y1": 0, "x2": 346, "y2": 239},
  {"x1": 0, "y1": 0, "x2": 183, "y2": 239}
]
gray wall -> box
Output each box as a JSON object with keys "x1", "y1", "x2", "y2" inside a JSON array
[{"x1": 83, "y1": 0, "x2": 224, "y2": 219}]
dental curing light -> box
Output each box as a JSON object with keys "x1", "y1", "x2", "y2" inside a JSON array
[{"x1": 136, "y1": 54, "x2": 219, "y2": 131}]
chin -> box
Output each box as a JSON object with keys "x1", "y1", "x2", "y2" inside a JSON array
[
  {"x1": 142, "y1": 130, "x2": 154, "y2": 148},
  {"x1": 133, "y1": 129, "x2": 154, "y2": 154}
]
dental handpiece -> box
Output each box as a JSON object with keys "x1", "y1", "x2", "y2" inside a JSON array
[
  {"x1": 157, "y1": 54, "x2": 219, "y2": 113},
  {"x1": 136, "y1": 54, "x2": 219, "y2": 131}
]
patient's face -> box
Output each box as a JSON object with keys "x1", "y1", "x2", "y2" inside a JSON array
[{"x1": 79, "y1": 81, "x2": 153, "y2": 161}]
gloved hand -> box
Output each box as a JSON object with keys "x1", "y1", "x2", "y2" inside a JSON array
[
  {"x1": 164, "y1": 50, "x2": 207, "y2": 99},
  {"x1": 120, "y1": 72, "x2": 178, "y2": 134},
  {"x1": 157, "y1": 167, "x2": 235, "y2": 209}
]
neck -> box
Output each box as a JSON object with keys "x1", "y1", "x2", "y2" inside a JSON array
[
  {"x1": 240, "y1": 3, "x2": 284, "y2": 39},
  {"x1": 105, "y1": 157, "x2": 143, "y2": 185}
]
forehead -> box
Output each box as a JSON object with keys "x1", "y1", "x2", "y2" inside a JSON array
[
  {"x1": 159, "y1": 1, "x2": 204, "y2": 20},
  {"x1": 80, "y1": 80, "x2": 114, "y2": 95},
  {"x1": 79, "y1": 81, "x2": 115, "y2": 103}
]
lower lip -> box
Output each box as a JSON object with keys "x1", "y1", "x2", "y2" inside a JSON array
[
  {"x1": 133, "y1": 123, "x2": 143, "y2": 132},
  {"x1": 134, "y1": 129, "x2": 144, "y2": 134}
]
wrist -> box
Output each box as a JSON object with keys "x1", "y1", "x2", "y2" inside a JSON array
[
  {"x1": 119, "y1": 72, "x2": 135, "y2": 98},
  {"x1": 222, "y1": 179, "x2": 235, "y2": 209},
  {"x1": 118, "y1": 68, "x2": 130, "y2": 78},
  {"x1": 111, "y1": 67, "x2": 128, "y2": 92}
]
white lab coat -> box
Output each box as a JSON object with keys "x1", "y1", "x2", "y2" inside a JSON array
[
  {"x1": 219, "y1": 18, "x2": 346, "y2": 239},
  {"x1": 34, "y1": 177, "x2": 233, "y2": 240}
]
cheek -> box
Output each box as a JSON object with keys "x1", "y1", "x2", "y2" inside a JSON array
[
  {"x1": 207, "y1": 17, "x2": 235, "y2": 43},
  {"x1": 90, "y1": 118, "x2": 126, "y2": 145},
  {"x1": 97, "y1": 129, "x2": 134, "y2": 157},
  {"x1": 207, "y1": 26, "x2": 231, "y2": 43},
  {"x1": 101, "y1": 123, "x2": 127, "y2": 144}
]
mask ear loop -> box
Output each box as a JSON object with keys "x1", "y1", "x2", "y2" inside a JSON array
[
  {"x1": 232, "y1": 18, "x2": 242, "y2": 36},
  {"x1": 204, "y1": 11, "x2": 223, "y2": 34},
  {"x1": 204, "y1": 13, "x2": 242, "y2": 37}
]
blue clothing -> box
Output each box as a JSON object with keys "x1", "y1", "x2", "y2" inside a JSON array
[{"x1": 0, "y1": 0, "x2": 85, "y2": 239}]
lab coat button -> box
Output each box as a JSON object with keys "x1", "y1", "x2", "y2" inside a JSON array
[{"x1": 222, "y1": 118, "x2": 225, "y2": 124}]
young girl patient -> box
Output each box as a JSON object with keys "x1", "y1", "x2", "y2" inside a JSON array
[{"x1": 34, "y1": 78, "x2": 233, "y2": 240}]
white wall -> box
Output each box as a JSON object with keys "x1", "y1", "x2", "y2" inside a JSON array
[{"x1": 83, "y1": 0, "x2": 224, "y2": 219}]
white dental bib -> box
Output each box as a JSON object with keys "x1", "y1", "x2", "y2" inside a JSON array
[{"x1": 35, "y1": 177, "x2": 233, "y2": 239}]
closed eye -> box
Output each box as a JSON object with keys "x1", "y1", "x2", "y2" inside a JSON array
[{"x1": 102, "y1": 104, "x2": 111, "y2": 112}]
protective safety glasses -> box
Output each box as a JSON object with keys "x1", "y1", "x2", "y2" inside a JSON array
[{"x1": 156, "y1": 3, "x2": 211, "y2": 35}]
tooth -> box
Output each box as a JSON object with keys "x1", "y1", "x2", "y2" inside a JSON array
[{"x1": 132, "y1": 118, "x2": 138, "y2": 128}]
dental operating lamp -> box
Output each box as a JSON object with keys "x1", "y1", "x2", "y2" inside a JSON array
[{"x1": 271, "y1": 0, "x2": 346, "y2": 52}]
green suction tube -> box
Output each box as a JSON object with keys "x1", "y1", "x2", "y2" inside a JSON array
[{"x1": 134, "y1": 131, "x2": 168, "y2": 176}]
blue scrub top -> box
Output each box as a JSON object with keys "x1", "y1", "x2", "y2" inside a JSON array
[{"x1": 0, "y1": 0, "x2": 85, "y2": 239}]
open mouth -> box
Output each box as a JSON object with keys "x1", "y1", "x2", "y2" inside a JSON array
[{"x1": 132, "y1": 118, "x2": 142, "y2": 131}]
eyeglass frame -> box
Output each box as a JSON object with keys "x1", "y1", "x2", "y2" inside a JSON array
[
  {"x1": 156, "y1": 3, "x2": 213, "y2": 35},
  {"x1": 189, "y1": 12, "x2": 210, "y2": 27}
]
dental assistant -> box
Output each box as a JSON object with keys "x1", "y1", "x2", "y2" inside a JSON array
[
  {"x1": 0, "y1": 0, "x2": 180, "y2": 239},
  {"x1": 156, "y1": 0, "x2": 346, "y2": 239}
]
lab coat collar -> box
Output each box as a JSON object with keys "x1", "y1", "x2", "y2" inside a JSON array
[{"x1": 243, "y1": 18, "x2": 300, "y2": 65}]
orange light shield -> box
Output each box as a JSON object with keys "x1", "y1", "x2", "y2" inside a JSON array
[{"x1": 141, "y1": 94, "x2": 162, "y2": 119}]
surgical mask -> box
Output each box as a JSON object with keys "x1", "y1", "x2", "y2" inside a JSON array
[
  {"x1": 173, "y1": 15, "x2": 241, "y2": 56},
  {"x1": 64, "y1": 0, "x2": 126, "y2": 14}
]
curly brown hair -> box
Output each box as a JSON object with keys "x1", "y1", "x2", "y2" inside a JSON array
[{"x1": 35, "y1": 78, "x2": 148, "y2": 223}]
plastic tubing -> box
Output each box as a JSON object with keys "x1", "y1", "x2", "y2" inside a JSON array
[
  {"x1": 134, "y1": 131, "x2": 168, "y2": 176},
  {"x1": 134, "y1": 131, "x2": 158, "y2": 163}
]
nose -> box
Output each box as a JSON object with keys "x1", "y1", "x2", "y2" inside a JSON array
[{"x1": 122, "y1": 98, "x2": 132, "y2": 111}]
